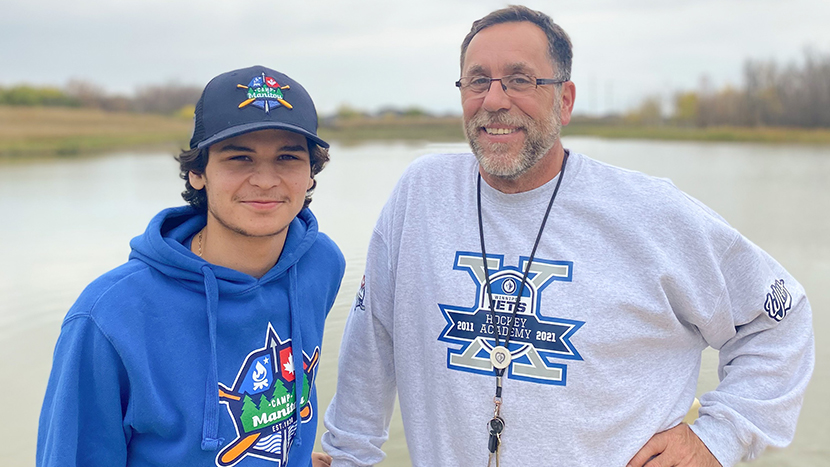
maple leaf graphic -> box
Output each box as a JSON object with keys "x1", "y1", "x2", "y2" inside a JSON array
[{"x1": 283, "y1": 354, "x2": 295, "y2": 375}]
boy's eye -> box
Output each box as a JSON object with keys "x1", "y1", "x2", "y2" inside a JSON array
[{"x1": 229, "y1": 155, "x2": 251, "y2": 161}]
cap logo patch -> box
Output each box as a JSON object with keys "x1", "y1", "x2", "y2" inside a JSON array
[{"x1": 236, "y1": 73, "x2": 293, "y2": 114}]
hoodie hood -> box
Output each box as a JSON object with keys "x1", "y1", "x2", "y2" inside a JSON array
[
  {"x1": 129, "y1": 206, "x2": 318, "y2": 456},
  {"x1": 129, "y1": 206, "x2": 319, "y2": 294}
]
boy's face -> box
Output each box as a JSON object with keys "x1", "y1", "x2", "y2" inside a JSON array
[{"x1": 189, "y1": 129, "x2": 313, "y2": 239}]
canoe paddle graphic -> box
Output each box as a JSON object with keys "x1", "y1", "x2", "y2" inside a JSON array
[{"x1": 216, "y1": 336, "x2": 320, "y2": 466}]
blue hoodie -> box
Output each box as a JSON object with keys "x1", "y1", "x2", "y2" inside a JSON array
[{"x1": 38, "y1": 206, "x2": 345, "y2": 467}]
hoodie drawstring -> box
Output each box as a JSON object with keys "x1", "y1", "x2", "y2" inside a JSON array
[
  {"x1": 288, "y1": 265, "x2": 304, "y2": 453},
  {"x1": 200, "y1": 265, "x2": 223, "y2": 451}
]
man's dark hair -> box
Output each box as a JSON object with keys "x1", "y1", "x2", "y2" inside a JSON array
[
  {"x1": 460, "y1": 5, "x2": 573, "y2": 81},
  {"x1": 175, "y1": 139, "x2": 330, "y2": 212}
]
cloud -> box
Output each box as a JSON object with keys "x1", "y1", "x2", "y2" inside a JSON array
[{"x1": 2, "y1": 0, "x2": 830, "y2": 114}]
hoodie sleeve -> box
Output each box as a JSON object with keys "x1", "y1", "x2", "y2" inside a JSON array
[
  {"x1": 688, "y1": 234, "x2": 815, "y2": 467},
  {"x1": 37, "y1": 314, "x2": 131, "y2": 467},
  {"x1": 322, "y1": 228, "x2": 398, "y2": 467}
]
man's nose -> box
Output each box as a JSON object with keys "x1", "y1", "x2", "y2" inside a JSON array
[{"x1": 481, "y1": 79, "x2": 512, "y2": 112}]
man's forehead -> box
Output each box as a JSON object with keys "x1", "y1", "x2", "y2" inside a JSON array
[{"x1": 462, "y1": 21, "x2": 553, "y2": 75}]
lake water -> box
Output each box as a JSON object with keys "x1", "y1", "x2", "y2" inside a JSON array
[{"x1": 1, "y1": 138, "x2": 827, "y2": 466}]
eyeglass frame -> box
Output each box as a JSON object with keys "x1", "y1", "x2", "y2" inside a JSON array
[{"x1": 455, "y1": 73, "x2": 570, "y2": 96}]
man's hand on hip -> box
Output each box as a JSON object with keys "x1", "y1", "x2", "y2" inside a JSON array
[{"x1": 628, "y1": 423, "x2": 722, "y2": 467}]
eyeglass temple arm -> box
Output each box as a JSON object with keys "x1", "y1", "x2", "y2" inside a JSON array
[{"x1": 536, "y1": 78, "x2": 569, "y2": 85}]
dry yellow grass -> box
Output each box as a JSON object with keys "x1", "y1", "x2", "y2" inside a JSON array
[
  {"x1": 4, "y1": 106, "x2": 830, "y2": 159},
  {"x1": 0, "y1": 106, "x2": 192, "y2": 157}
]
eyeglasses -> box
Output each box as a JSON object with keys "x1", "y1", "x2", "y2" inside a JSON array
[{"x1": 455, "y1": 73, "x2": 568, "y2": 96}]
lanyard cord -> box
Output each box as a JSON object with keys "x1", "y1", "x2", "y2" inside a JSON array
[{"x1": 476, "y1": 151, "x2": 569, "y2": 383}]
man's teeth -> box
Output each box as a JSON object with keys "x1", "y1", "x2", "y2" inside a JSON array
[{"x1": 484, "y1": 127, "x2": 517, "y2": 135}]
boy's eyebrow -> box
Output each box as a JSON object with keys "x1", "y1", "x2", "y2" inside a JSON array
[
  {"x1": 279, "y1": 145, "x2": 309, "y2": 152},
  {"x1": 215, "y1": 144, "x2": 254, "y2": 153},
  {"x1": 215, "y1": 144, "x2": 308, "y2": 153}
]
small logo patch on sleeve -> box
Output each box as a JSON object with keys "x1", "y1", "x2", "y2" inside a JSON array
[
  {"x1": 354, "y1": 275, "x2": 366, "y2": 311},
  {"x1": 764, "y1": 279, "x2": 792, "y2": 321}
]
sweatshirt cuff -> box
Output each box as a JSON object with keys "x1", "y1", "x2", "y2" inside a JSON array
[{"x1": 689, "y1": 416, "x2": 745, "y2": 467}]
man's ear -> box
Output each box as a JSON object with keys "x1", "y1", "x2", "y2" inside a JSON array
[
  {"x1": 559, "y1": 81, "x2": 576, "y2": 126},
  {"x1": 189, "y1": 171, "x2": 205, "y2": 190}
]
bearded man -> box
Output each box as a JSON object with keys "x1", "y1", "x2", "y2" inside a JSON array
[{"x1": 322, "y1": 6, "x2": 814, "y2": 467}]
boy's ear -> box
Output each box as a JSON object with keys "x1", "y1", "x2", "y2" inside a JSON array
[{"x1": 189, "y1": 171, "x2": 205, "y2": 190}]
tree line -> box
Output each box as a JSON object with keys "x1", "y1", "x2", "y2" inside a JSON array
[
  {"x1": 4, "y1": 49, "x2": 829, "y2": 128},
  {"x1": 626, "y1": 49, "x2": 830, "y2": 128},
  {"x1": 0, "y1": 81, "x2": 201, "y2": 116}
]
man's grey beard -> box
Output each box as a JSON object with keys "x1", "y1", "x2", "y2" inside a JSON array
[{"x1": 464, "y1": 99, "x2": 562, "y2": 180}]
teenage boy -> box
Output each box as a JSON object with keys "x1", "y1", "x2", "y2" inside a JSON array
[{"x1": 38, "y1": 65, "x2": 345, "y2": 467}]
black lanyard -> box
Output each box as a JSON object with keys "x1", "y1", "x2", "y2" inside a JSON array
[{"x1": 476, "y1": 151, "x2": 569, "y2": 461}]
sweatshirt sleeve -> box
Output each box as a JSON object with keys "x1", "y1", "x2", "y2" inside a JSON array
[
  {"x1": 37, "y1": 314, "x2": 131, "y2": 467},
  {"x1": 689, "y1": 234, "x2": 815, "y2": 467},
  {"x1": 322, "y1": 229, "x2": 398, "y2": 467}
]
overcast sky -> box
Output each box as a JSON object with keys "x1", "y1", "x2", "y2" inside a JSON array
[{"x1": 2, "y1": 0, "x2": 829, "y2": 115}]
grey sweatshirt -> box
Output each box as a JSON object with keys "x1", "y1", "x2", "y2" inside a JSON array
[{"x1": 323, "y1": 151, "x2": 814, "y2": 467}]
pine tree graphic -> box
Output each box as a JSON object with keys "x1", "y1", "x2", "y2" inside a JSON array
[
  {"x1": 300, "y1": 371, "x2": 311, "y2": 405},
  {"x1": 241, "y1": 395, "x2": 259, "y2": 433},
  {"x1": 259, "y1": 394, "x2": 271, "y2": 412},
  {"x1": 272, "y1": 379, "x2": 290, "y2": 407}
]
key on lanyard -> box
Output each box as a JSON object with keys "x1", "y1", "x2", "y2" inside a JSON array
[{"x1": 487, "y1": 416, "x2": 504, "y2": 467}]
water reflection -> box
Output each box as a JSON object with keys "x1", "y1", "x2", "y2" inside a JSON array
[{"x1": 1, "y1": 138, "x2": 827, "y2": 466}]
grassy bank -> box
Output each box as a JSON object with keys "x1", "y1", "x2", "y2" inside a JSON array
[
  {"x1": 0, "y1": 106, "x2": 192, "y2": 159},
  {"x1": 319, "y1": 116, "x2": 464, "y2": 144},
  {"x1": 562, "y1": 123, "x2": 830, "y2": 144},
  {"x1": 320, "y1": 116, "x2": 830, "y2": 145},
  {"x1": 4, "y1": 106, "x2": 830, "y2": 160}
]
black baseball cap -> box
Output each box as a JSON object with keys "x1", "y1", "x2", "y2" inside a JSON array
[{"x1": 189, "y1": 65, "x2": 329, "y2": 150}]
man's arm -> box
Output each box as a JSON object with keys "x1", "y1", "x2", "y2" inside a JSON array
[
  {"x1": 322, "y1": 230, "x2": 399, "y2": 467},
  {"x1": 38, "y1": 315, "x2": 130, "y2": 467},
  {"x1": 633, "y1": 233, "x2": 815, "y2": 467}
]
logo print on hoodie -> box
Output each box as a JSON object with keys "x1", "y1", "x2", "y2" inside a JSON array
[
  {"x1": 217, "y1": 324, "x2": 319, "y2": 466},
  {"x1": 438, "y1": 252, "x2": 583, "y2": 385}
]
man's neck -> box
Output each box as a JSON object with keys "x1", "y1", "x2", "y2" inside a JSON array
[
  {"x1": 480, "y1": 143, "x2": 565, "y2": 194},
  {"x1": 193, "y1": 217, "x2": 288, "y2": 279}
]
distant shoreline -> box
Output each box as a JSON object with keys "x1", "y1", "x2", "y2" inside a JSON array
[{"x1": 3, "y1": 106, "x2": 830, "y2": 160}]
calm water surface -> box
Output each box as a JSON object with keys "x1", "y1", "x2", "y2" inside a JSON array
[{"x1": 1, "y1": 138, "x2": 827, "y2": 466}]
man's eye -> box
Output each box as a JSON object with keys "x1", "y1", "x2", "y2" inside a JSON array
[
  {"x1": 229, "y1": 155, "x2": 251, "y2": 162},
  {"x1": 470, "y1": 77, "x2": 491, "y2": 86},
  {"x1": 508, "y1": 75, "x2": 533, "y2": 85}
]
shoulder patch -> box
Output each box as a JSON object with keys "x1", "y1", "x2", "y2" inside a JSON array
[
  {"x1": 354, "y1": 275, "x2": 366, "y2": 311},
  {"x1": 764, "y1": 279, "x2": 792, "y2": 321}
]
